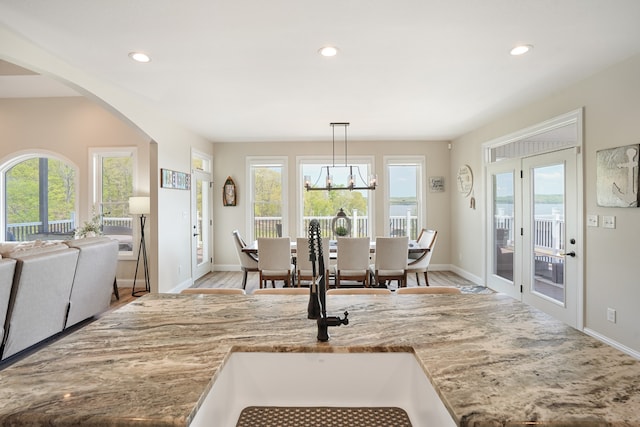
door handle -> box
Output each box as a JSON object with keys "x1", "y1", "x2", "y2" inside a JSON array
[
  {"x1": 193, "y1": 233, "x2": 200, "y2": 237},
  {"x1": 564, "y1": 251, "x2": 576, "y2": 257}
]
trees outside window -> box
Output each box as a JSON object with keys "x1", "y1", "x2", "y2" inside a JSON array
[
  {"x1": 248, "y1": 157, "x2": 287, "y2": 240},
  {"x1": 90, "y1": 148, "x2": 137, "y2": 253},
  {"x1": 300, "y1": 159, "x2": 373, "y2": 238},
  {"x1": 3, "y1": 155, "x2": 77, "y2": 241}
]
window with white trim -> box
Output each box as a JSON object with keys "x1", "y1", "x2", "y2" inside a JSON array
[
  {"x1": 90, "y1": 148, "x2": 137, "y2": 255},
  {"x1": 247, "y1": 157, "x2": 287, "y2": 241},
  {"x1": 384, "y1": 156, "x2": 425, "y2": 239},
  {"x1": 2, "y1": 153, "x2": 77, "y2": 241},
  {"x1": 298, "y1": 156, "x2": 374, "y2": 238}
]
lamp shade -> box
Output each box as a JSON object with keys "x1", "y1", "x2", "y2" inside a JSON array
[{"x1": 129, "y1": 196, "x2": 150, "y2": 215}]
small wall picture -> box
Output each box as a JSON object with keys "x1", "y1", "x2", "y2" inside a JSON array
[
  {"x1": 596, "y1": 144, "x2": 640, "y2": 207},
  {"x1": 161, "y1": 168, "x2": 191, "y2": 190},
  {"x1": 429, "y1": 176, "x2": 445, "y2": 192}
]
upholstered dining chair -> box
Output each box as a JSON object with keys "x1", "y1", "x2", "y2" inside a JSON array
[
  {"x1": 253, "y1": 287, "x2": 309, "y2": 295},
  {"x1": 370, "y1": 236, "x2": 409, "y2": 288},
  {"x1": 296, "y1": 237, "x2": 330, "y2": 288},
  {"x1": 327, "y1": 288, "x2": 392, "y2": 295},
  {"x1": 334, "y1": 237, "x2": 371, "y2": 288},
  {"x1": 396, "y1": 286, "x2": 460, "y2": 294},
  {"x1": 257, "y1": 237, "x2": 294, "y2": 288},
  {"x1": 181, "y1": 288, "x2": 246, "y2": 295},
  {"x1": 406, "y1": 229, "x2": 437, "y2": 286},
  {"x1": 232, "y1": 230, "x2": 258, "y2": 290}
]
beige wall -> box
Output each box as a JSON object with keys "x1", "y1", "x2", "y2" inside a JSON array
[
  {"x1": 1, "y1": 25, "x2": 214, "y2": 293},
  {"x1": 212, "y1": 139, "x2": 451, "y2": 269},
  {"x1": 452, "y1": 53, "x2": 640, "y2": 354},
  {"x1": 0, "y1": 97, "x2": 151, "y2": 284}
]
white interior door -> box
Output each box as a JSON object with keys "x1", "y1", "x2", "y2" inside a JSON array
[
  {"x1": 522, "y1": 149, "x2": 579, "y2": 328},
  {"x1": 192, "y1": 169, "x2": 212, "y2": 281}
]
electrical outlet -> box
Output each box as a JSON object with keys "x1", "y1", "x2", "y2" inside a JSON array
[
  {"x1": 607, "y1": 308, "x2": 616, "y2": 323},
  {"x1": 587, "y1": 214, "x2": 598, "y2": 227},
  {"x1": 602, "y1": 215, "x2": 616, "y2": 229}
]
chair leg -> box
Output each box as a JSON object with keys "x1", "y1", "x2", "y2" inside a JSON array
[
  {"x1": 424, "y1": 271, "x2": 429, "y2": 286},
  {"x1": 242, "y1": 270, "x2": 248, "y2": 290},
  {"x1": 415, "y1": 272, "x2": 421, "y2": 286}
]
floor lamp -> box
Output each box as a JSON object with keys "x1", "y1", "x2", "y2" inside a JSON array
[{"x1": 130, "y1": 196, "x2": 150, "y2": 297}]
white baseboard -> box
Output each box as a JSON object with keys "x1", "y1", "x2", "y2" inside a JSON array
[
  {"x1": 214, "y1": 264, "x2": 241, "y2": 272},
  {"x1": 583, "y1": 328, "x2": 640, "y2": 360},
  {"x1": 447, "y1": 265, "x2": 484, "y2": 286},
  {"x1": 167, "y1": 278, "x2": 194, "y2": 294}
]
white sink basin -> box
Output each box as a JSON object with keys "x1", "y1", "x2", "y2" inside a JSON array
[{"x1": 191, "y1": 352, "x2": 456, "y2": 427}]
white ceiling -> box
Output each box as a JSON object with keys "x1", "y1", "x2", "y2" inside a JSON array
[{"x1": 1, "y1": 0, "x2": 640, "y2": 143}]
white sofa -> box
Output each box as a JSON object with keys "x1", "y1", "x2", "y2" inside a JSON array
[
  {"x1": 0, "y1": 257, "x2": 17, "y2": 347},
  {"x1": 64, "y1": 237, "x2": 118, "y2": 328},
  {"x1": 0, "y1": 237, "x2": 118, "y2": 360}
]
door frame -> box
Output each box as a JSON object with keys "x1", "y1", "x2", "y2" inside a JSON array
[
  {"x1": 191, "y1": 150, "x2": 213, "y2": 281},
  {"x1": 482, "y1": 109, "x2": 584, "y2": 330}
]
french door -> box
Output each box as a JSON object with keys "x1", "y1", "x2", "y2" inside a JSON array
[
  {"x1": 522, "y1": 149, "x2": 578, "y2": 327},
  {"x1": 487, "y1": 148, "x2": 581, "y2": 328},
  {"x1": 192, "y1": 169, "x2": 212, "y2": 281}
]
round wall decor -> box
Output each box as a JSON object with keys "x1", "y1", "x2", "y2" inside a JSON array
[{"x1": 456, "y1": 165, "x2": 473, "y2": 196}]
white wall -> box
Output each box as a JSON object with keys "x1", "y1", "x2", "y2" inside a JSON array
[
  {"x1": 451, "y1": 53, "x2": 640, "y2": 354},
  {"x1": 212, "y1": 139, "x2": 451, "y2": 269}
]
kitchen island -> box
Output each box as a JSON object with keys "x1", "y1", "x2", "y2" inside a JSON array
[{"x1": 0, "y1": 292, "x2": 638, "y2": 426}]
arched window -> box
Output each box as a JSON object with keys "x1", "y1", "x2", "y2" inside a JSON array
[{"x1": 2, "y1": 153, "x2": 78, "y2": 241}]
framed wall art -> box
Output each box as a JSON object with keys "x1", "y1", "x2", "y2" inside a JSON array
[
  {"x1": 161, "y1": 168, "x2": 191, "y2": 190},
  {"x1": 596, "y1": 144, "x2": 639, "y2": 207},
  {"x1": 429, "y1": 176, "x2": 445, "y2": 192}
]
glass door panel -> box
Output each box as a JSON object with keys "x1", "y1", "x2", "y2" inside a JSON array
[
  {"x1": 531, "y1": 164, "x2": 565, "y2": 304},
  {"x1": 192, "y1": 169, "x2": 211, "y2": 280},
  {"x1": 494, "y1": 172, "x2": 515, "y2": 281}
]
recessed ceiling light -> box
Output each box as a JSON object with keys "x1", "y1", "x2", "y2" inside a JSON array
[
  {"x1": 318, "y1": 46, "x2": 338, "y2": 57},
  {"x1": 510, "y1": 44, "x2": 533, "y2": 56},
  {"x1": 128, "y1": 52, "x2": 151, "y2": 63}
]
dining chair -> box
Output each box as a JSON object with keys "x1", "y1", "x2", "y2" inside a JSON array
[
  {"x1": 396, "y1": 286, "x2": 460, "y2": 294},
  {"x1": 296, "y1": 237, "x2": 331, "y2": 288},
  {"x1": 181, "y1": 288, "x2": 246, "y2": 295},
  {"x1": 406, "y1": 229, "x2": 437, "y2": 286},
  {"x1": 334, "y1": 237, "x2": 370, "y2": 288},
  {"x1": 257, "y1": 237, "x2": 294, "y2": 288},
  {"x1": 253, "y1": 287, "x2": 309, "y2": 295},
  {"x1": 370, "y1": 236, "x2": 409, "y2": 288},
  {"x1": 232, "y1": 229, "x2": 259, "y2": 290},
  {"x1": 327, "y1": 288, "x2": 392, "y2": 295}
]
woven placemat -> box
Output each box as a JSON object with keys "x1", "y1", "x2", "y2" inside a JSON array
[{"x1": 236, "y1": 406, "x2": 412, "y2": 427}]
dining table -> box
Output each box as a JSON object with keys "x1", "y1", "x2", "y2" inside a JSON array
[{"x1": 242, "y1": 239, "x2": 429, "y2": 255}]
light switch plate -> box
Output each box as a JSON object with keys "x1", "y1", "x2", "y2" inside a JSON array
[
  {"x1": 587, "y1": 214, "x2": 598, "y2": 227},
  {"x1": 602, "y1": 215, "x2": 616, "y2": 229}
]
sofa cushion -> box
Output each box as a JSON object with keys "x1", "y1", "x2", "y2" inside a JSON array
[
  {"x1": 63, "y1": 237, "x2": 118, "y2": 328},
  {"x1": 0, "y1": 240, "x2": 68, "y2": 258},
  {"x1": 1, "y1": 247, "x2": 79, "y2": 359}
]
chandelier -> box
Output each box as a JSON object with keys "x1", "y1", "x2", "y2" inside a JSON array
[{"x1": 304, "y1": 122, "x2": 377, "y2": 191}]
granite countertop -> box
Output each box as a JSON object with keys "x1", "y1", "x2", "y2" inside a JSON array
[{"x1": 0, "y1": 293, "x2": 638, "y2": 426}]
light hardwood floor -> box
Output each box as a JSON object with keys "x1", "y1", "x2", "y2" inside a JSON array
[
  {"x1": 109, "y1": 270, "x2": 486, "y2": 311},
  {"x1": 192, "y1": 270, "x2": 477, "y2": 295}
]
